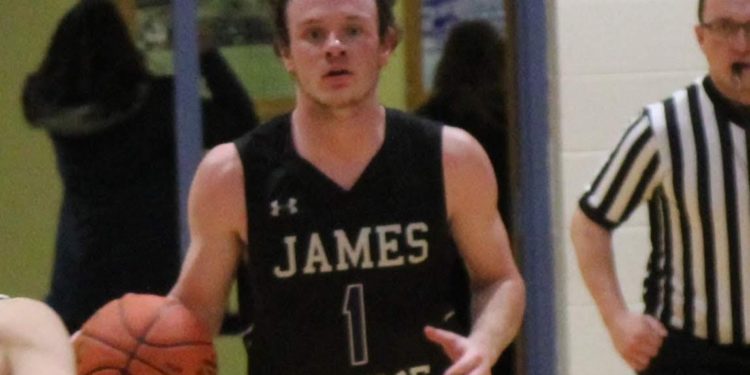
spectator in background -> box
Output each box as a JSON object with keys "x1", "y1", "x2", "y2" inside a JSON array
[
  {"x1": 417, "y1": 20, "x2": 515, "y2": 375},
  {"x1": 21, "y1": 0, "x2": 258, "y2": 331},
  {"x1": 417, "y1": 20, "x2": 511, "y2": 222}
]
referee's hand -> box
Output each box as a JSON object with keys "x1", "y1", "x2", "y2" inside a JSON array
[{"x1": 607, "y1": 311, "x2": 667, "y2": 371}]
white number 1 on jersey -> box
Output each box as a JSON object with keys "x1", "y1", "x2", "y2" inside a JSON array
[{"x1": 342, "y1": 283, "x2": 369, "y2": 366}]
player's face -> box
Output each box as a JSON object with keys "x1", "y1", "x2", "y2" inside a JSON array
[
  {"x1": 696, "y1": 0, "x2": 750, "y2": 104},
  {"x1": 280, "y1": 0, "x2": 396, "y2": 109}
]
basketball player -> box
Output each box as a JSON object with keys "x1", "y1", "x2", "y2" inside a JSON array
[
  {"x1": 0, "y1": 296, "x2": 76, "y2": 375},
  {"x1": 170, "y1": 0, "x2": 525, "y2": 373}
]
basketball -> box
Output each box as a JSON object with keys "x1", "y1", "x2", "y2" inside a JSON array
[{"x1": 72, "y1": 293, "x2": 217, "y2": 375}]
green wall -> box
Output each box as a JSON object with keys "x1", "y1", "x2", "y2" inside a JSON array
[
  {"x1": 0, "y1": 2, "x2": 409, "y2": 374},
  {"x1": 0, "y1": 1, "x2": 73, "y2": 299}
]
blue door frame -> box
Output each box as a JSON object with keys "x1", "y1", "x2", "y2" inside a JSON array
[
  {"x1": 173, "y1": 0, "x2": 202, "y2": 259},
  {"x1": 513, "y1": 1, "x2": 557, "y2": 374}
]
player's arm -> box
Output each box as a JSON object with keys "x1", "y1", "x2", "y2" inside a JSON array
[
  {"x1": 426, "y1": 126, "x2": 525, "y2": 375},
  {"x1": 0, "y1": 298, "x2": 75, "y2": 375},
  {"x1": 570, "y1": 209, "x2": 666, "y2": 371},
  {"x1": 169, "y1": 143, "x2": 247, "y2": 335}
]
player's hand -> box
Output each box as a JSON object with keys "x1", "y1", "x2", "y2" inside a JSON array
[
  {"x1": 607, "y1": 311, "x2": 667, "y2": 371},
  {"x1": 424, "y1": 326, "x2": 493, "y2": 375}
]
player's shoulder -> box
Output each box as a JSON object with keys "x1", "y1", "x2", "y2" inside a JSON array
[
  {"x1": 236, "y1": 113, "x2": 291, "y2": 147},
  {"x1": 441, "y1": 125, "x2": 487, "y2": 165},
  {"x1": 385, "y1": 108, "x2": 476, "y2": 151},
  {"x1": 190, "y1": 143, "x2": 246, "y2": 232},
  {"x1": 233, "y1": 113, "x2": 292, "y2": 163},
  {"x1": 386, "y1": 108, "x2": 446, "y2": 154},
  {"x1": 387, "y1": 108, "x2": 442, "y2": 131},
  {"x1": 193, "y1": 143, "x2": 245, "y2": 203},
  {"x1": 202, "y1": 142, "x2": 242, "y2": 175},
  {"x1": 441, "y1": 124, "x2": 497, "y2": 196}
]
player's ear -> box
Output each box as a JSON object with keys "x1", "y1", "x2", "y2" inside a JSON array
[
  {"x1": 378, "y1": 26, "x2": 399, "y2": 67},
  {"x1": 274, "y1": 40, "x2": 295, "y2": 73}
]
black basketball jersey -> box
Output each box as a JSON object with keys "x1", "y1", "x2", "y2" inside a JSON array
[{"x1": 233, "y1": 109, "x2": 467, "y2": 374}]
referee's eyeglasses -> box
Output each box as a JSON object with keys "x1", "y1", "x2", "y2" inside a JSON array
[{"x1": 701, "y1": 19, "x2": 750, "y2": 42}]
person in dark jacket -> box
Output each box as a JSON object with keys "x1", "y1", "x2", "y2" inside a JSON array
[
  {"x1": 417, "y1": 20, "x2": 510, "y2": 220},
  {"x1": 21, "y1": 0, "x2": 258, "y2": 331}
]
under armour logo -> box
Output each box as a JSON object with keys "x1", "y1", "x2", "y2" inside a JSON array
[{"x1": 270, "y1": 198, "x2": 298, "y2": 217}]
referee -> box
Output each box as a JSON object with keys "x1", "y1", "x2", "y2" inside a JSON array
[{"x1": 571, "y1": 0, "x2": 750, "y2": 373}]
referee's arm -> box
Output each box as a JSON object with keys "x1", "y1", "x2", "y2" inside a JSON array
[{"x1": 570, "y1": 209, "x2": 666, "y2": 371}]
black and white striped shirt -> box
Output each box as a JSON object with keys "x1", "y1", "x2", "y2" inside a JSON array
[{"x1": 580, "y1": 76, "x2": 750, "y2": 346}]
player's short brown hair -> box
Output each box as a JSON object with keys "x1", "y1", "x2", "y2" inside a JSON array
[{"x1": 270, "y1": 0, "x2": 397, "y2": 49}]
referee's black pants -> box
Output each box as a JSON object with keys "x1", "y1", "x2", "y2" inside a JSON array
[{"x1": 640, "y1": 328, "x2": 750, "y2": 375}]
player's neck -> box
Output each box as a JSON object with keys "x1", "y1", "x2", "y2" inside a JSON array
[
  {"x1": 296, "y1": 91, "x2": 382, "y2": 125},
  {"x1": 291, "y1": 99, "x2": 386, "y2": 156},
  {"x1": 291, "y1": 104, "x2": 386, "y2": 190}
]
